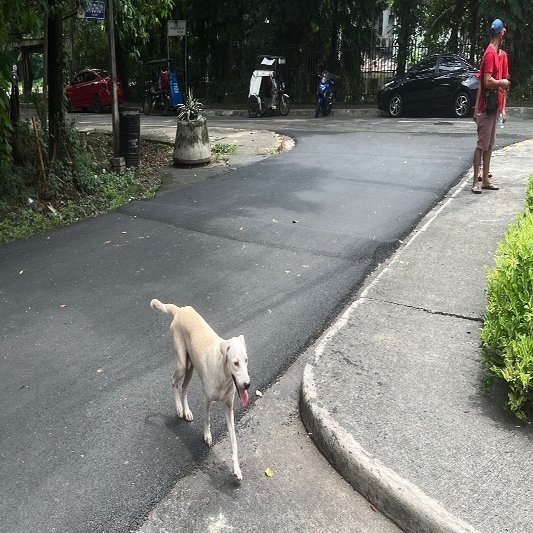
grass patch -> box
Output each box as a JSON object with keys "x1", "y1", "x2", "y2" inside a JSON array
[{"x1": 0, "y1": 131, "x2": 171, "y2": 244}]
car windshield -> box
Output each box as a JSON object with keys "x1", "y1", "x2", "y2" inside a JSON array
[
  {"x1": 438, "y1": 56, "x2": 472, "y2": 72},
  {"x1": 409, "y1": 57, "x2": 437, "y2": 74}
]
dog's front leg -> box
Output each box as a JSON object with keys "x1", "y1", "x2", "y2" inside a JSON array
[
  {"x1": 203, "y1": 399, "x2": 212, "y2": 446},
  {"x1": 224, "y1": 398, "x2": 242, "y2": 480},
  {"x1": 171, "y1": 370, "x2": 184, "y2": 418}
]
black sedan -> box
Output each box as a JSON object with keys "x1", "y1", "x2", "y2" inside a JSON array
[{"x1": 377, "y1": 54, "x2": 479, "y2": 118}]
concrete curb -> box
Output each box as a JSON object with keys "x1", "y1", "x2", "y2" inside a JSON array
[
  {"x1": 20, "y1": 100, "x2": 533, "y2": 118},
  {"x1": 300, "y1": 364, "x2": 478, "y2": 533},
  {"x1": 299, "y1": 168, "x2": 484, "y2": 533}
]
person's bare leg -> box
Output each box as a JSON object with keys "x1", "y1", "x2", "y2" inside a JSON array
[
  {"x1": 472, "y1": 147, "x2": 482, "y2": 191},
  {"x1": 482, "y1": 146, "x2": 493, "y2": 186}
]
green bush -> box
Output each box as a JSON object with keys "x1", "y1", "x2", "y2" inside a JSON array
[{"x1": 481, "y1": 178, "x2": 533, "y2": 420}]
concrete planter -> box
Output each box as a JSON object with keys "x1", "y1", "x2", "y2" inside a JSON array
[{"x1": 173, "y1": 116, "x2": 210, "y2": 165}]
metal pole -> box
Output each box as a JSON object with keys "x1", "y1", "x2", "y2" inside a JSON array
[
  {"x1": 107, "y1": 0, "x2": 120, "y2": 157},
  {"x1": 43, "y1": 12, "x2": 48, "y2": 105},
  {"x1": 184, "y1": 30, "x2": 188, "y2": 95}
]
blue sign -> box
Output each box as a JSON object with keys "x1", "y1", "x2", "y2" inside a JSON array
[
  {"x1": 169, "y1": 72, "x2": 182, "y2": 107},
  {"x1": 85, "y1": 0, "x2": 105, "y2": 20}
]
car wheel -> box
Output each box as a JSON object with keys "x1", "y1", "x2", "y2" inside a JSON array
[
  {"x1": 388, "y1": 93, "x2": 403, "y2": 118},
  {"x1": 92, "y1": 95, "x2": 102, "y2": 114},
  {"x1": 454, "y1": 91, "x2": 471, "y2": 118}
]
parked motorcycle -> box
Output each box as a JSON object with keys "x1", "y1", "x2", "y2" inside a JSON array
[
  {"x1": 142, "y1": 83, "x2": 170, "y2": 116},
  {"x1": 315, "y1": 71, "x2": 338, "y2": 118}
]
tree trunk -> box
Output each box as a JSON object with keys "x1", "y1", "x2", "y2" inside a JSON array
[
  {"x1": 396, "y1": 1, "x2": 411, "y2": 76},
  {"x1": 329, "y1": 0, "x2": 339, "y2": 72},
  {"x1": 468, "y1": 0, "x2": 478, "y2": 64},
  {"x1": 9, "y1": 73, "x2": 22, "y2": 164},
  {"x1": 47, "y1": 0, "x2": 64, "y2": 164}
]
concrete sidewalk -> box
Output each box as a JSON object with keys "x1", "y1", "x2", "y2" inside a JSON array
[{"x1": 300, "y1": 139, "x2": 533, "y2": 533}]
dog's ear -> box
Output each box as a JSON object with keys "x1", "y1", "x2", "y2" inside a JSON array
[
  {"x1": 220, "y1": 339, "x2": 231, "y2": 360},
  {"x1": 239, "y1": 335, "x2": 246, "y2": 349}
]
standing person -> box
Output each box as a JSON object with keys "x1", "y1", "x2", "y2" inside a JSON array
[
  {"x1": 471, "y1": 18, "x2": 510, "y2": 194},
  {"x1": 474, "y1": 26, "x2": 509, "y2": 183}
]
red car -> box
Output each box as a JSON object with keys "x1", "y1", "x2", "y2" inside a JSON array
[{"x1": 65, "y1": 69, "x2": 124, "y2": 113}]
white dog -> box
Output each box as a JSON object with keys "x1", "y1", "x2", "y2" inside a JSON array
[{"x1": 150, "y1": 299, "x2": 250, "y2": 480}]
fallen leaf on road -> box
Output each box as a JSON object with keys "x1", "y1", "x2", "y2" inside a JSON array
[
  {"x1": 264, "y1": 467, "x2": 273, "y2": 478},
  {"x1": 59, "y1": 304, "x2": 67, "y2": 309},
  {"x1": 255, "y1": 390, "x2": 263, "y2": 397}
]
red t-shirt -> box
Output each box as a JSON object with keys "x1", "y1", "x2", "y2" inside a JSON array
[
  {"x1": 479, "y1": 44, "x2": 500, "y2": 112},
  {"x1": 498, "y1": 50, "x2": 509, "y2": 111}
]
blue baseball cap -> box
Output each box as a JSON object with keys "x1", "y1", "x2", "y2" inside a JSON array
[{"x1": 490, "y1": 19, "x2": 504, "y2": 35}]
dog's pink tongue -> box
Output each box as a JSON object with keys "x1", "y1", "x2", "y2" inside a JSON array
[{"x1": 239, "y1": 388, "x2": 249, "y2": 408}]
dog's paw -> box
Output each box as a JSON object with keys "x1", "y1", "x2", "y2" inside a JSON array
[
  {"x1": 183, "y1": 409, "x2": 193, "y2": 422},
  {"x1": 233, "y1": 466, "x2": 242, "y2": 481},
  {"x1": 204, "y1": 432, "x2": 212, "y2": 447}
]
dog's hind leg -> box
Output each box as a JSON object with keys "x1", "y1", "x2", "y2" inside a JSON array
[
  {"x1": 224, "y1": 397, "x2": 242, "y2": 480},
  {"x1": 171, "y1": 336, "x2": 193, "y2": 420},
  {"x1": 203, "y1": 399, "x2": 212, "y2": 446},
  {"x1": 171, "y1": 369, "x2": 186, "y2": 419},
  {"x1": 180, "y1": 361, "x2": 194, "y2": 422}
]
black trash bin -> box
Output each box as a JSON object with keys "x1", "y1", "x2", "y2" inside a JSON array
[{"x1": 119, "y1": 111, "x2": 140, "y2": 167}]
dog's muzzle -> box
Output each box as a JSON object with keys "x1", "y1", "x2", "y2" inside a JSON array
[{"x1": 232, "y1": 375, "x2": 250, "y2": 408}]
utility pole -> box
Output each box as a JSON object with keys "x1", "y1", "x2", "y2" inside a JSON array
[{"x1": 107, "y1": 0, "x2": 120, "y2": 156}]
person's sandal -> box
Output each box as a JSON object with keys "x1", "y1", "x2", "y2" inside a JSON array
[
  {"x1": 482, "y1": 183, "x2": 499, "y2": 190},
  {"x1": 471, "y1": 185, "x2": 482, "y2": 194}
]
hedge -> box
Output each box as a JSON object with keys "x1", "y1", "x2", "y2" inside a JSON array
[{"x1": 481, "y1": 174, "x2": 533, "y2": 420}]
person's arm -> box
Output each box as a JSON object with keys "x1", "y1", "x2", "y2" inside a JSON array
[
  {"x1": 502, "y1": 53, "x2": 509, "y2": 121},
  {"x1": 484, "y1": 71, "x2": 510, "y2": 90}
]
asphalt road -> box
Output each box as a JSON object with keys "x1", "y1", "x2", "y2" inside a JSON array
[{"x1": 1, "y1": 113, "x2": 528, "y2": 532}]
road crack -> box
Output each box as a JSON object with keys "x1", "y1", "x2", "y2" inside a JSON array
[{"x1": 365, "y1": 296, "x2": 484, "y2": 323}]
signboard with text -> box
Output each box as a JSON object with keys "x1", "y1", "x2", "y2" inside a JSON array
[
  {"x1": 84, "y1": 0, "x2": 105, "y2": 20},
  {"x1": 167, "y1": 20, "x2": 186, "y2": 37}
]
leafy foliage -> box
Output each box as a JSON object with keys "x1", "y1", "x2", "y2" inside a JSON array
[
  {"x1": 176, "y1": 89, "x2": 204, "y2": 121},
  {"x1": 0, "y1": 131, "x2": 166, "y2": 244},
  {"x1": 481, "y1": 179, "x2": 533, "y2": 419}
]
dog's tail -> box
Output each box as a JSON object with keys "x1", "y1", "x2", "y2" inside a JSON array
[{"x1": 150, "y1": 299, "x2": 179, "y2": 317}]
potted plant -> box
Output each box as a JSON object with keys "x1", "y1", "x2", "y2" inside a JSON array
[{"x1": 173, "y1": 89, "x2": 211, "y2": 166}]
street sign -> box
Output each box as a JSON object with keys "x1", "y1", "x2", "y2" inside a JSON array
[
  {"x1": 168, "y1": 20, "x2": 186, "y2": 37},
  {"x1": 84, "y1": 0, "x2": 105, "y2": 20}
]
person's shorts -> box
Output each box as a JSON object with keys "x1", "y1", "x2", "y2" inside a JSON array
[{"x1": 476, "y1": 111, "x2": 497, "y2": 151}]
